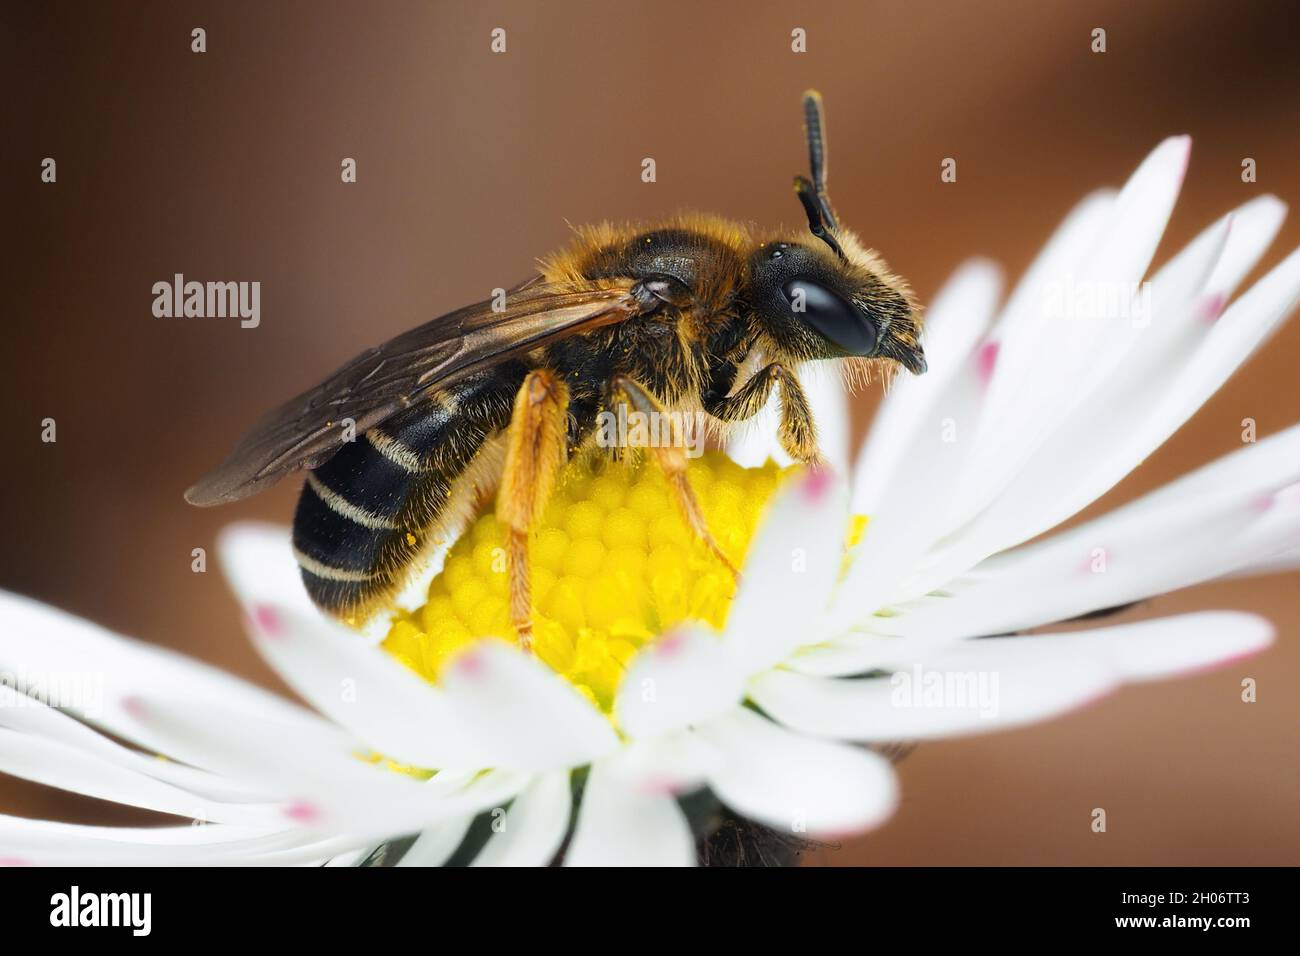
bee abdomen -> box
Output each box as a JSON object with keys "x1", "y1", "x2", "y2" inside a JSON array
[
  {"x1": 291, "y1": 428, "x2": 422, "y2": 614},
  {"x1": 291, "y1": 379, "x2": 515, "y2": 617}
]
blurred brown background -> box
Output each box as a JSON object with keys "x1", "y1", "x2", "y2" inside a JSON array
[{"x1": 3, "y1": 0, "x2": 1298, "y2": 864}]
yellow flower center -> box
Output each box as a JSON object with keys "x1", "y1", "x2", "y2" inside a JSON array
[{"x1": 381, "y1": 450, "x2": 792, "y2": 713}]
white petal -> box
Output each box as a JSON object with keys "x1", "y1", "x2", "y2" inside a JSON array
[
  {"x1": 615, "y1": 626, "x2": 743, "y2": 739},
  {"x1": 751, "y1": 612, "x2": 1272, "y2": 742},
  {"x1": 0, "y1": 723, "x2": 270, "y2": 825},
  {"x1": 1230, "y1": 542, "x2": 1300, "y2": 577},
  {"x1": 834, "y1": 361, "x2": 980, "y2": 623},
  {"x1": 237, "y1": 599, "x2": 488, "y2": 770},
  {"x1": 940, "y1": 143, "x2": 1187, "y2": 545},
  {"x1": 0, "y1": 684, "x2": 268, "y2": 805},
  {"x1": 217, "y1": 522, "x2": 317, "y2": 617},
  {"x1": 564, "y1": 759, "x2": 695, "y2": 866},
  {"x1": 437, "y1": 640, "x2": 619, "y2": 771},
  {"x1": 1059, "y1": 204, "x2": 1233, "y2": 411},
  {"x1": 694, "y1": 707, "x2": 897, "y2": 837},
  {"x1": 117, "y1": 688, "x2": 529, "y2": 840},
  {"x1": 785, "y1": 629, "x2": 965, "y2": 678},
  {"x1": 1017, "y1": 243, "x2": 1300, "y2": 538},
  {"x1": 839, "y1": 266, "x2": 1002, "y2": 619},
  {"x1": 1129, "y1": 417, "x2": 1300, "y2": 508},
  {"x1": 227, "y1": 537, "x2": 618, "y2": 773},
  {"x1": 723, "y1": 468, "x2": 848, "y2": 672},
  {"x1": 236, "y1": 598, "x2": 616, "y2": 780},
  {"x1": 114, "y1": 688, "x2": 390, "y2": 793},
  {"x1": 1204, "y1": 195, "x2": 1288, "y2": 298},
  {"x1": 472, "y1": 769, "x2": 572, "y2": 867},
  {"x1": 903, "y1": 243, "x2": 1300, "y2": 601},
  {"x1": 323, "y1": 847, "x2": 373, "y2": 867},
  {"x1": 976, "y1": 138, "x2": 1188, "y2": 462},
  {"x1": 0, "y1": 590, "x2": 339, "y2": 765},
  {"x1": 1246, "y1": 549, "x2": 1300, "y2": 575},
  {"x1": 975, "y1": 189, "x2": 1116, "y2": 433},
  {"x1": 294, "y1": 770, "x2": 534, "y2": 853},
  {"x1": 395, "y1": 817, "x2": 474, "y2": 867},
  {"x1": 852, "y1": 258, "x2": 1001, "y2": 515},
  {"x1": 900, "y1": 425, "x2": 1300, "y2": 638},
  {"x1": 599, "y1": 731, "x2": 713, "y2": 797},
  {"x1": 0, "y1": 814, "x2": 334, "y2": 866}
]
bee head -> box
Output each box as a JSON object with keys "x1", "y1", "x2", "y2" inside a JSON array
[
  {"x1": 749, "y1": 234, "x2": 924, "y2": 374},
  {"x1": 749, "y1": 92, "x2": 925, "y2": 378}
]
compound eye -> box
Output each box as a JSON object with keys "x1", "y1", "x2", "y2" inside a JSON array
[{"x1": 781, "y1": 279, "x2": 877, "y2": 355}]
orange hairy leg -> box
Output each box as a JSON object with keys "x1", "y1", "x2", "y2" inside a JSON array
[
  {"x1": 706, "y1": 363, "x2": 822, "y2": 465},
  {"x1": 496, "y1": 369, "x2": 570, "y2": 650},
  {"x1": 609, "y1": 375, "x2": 740, "y2": 582}
]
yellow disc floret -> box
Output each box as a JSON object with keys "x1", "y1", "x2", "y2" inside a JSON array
[{"x1": 382, "y1": 450, "x2": 789, "y2": 714}]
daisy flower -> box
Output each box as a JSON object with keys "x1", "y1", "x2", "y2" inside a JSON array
[{"x1": 2, "y1": 136, "x2": 1297, "y2": 866}]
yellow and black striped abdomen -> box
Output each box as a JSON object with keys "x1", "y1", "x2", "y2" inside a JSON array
[{"x1": 291, "y1": 370, "x2": 519, "y2": 617}]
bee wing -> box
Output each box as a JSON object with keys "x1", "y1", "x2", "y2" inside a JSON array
[{"x1": 185, "y1": 284, "x2": 638, "y2": 505}]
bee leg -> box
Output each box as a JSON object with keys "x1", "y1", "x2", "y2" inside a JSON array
[
  {"x1": 704, "y1": 363, "x2": 822, "y2": 465},
  {"x1": 608, "y1": 375, "x2": 740, "y2": 581},
  {"x1": 497, "y1": 369, "x2": 570, "y2": 651},
  {"x1": 772, "y1": 367, "x2": 822, "y2": 466}
]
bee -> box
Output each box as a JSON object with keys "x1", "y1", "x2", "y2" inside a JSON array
[{"x1": 186, "y1": 92, "x2": 926, "y2": 645}]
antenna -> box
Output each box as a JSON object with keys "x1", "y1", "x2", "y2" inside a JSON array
[{"x1": 793, "y1": 90, "x2": 845, "y2": 259}]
